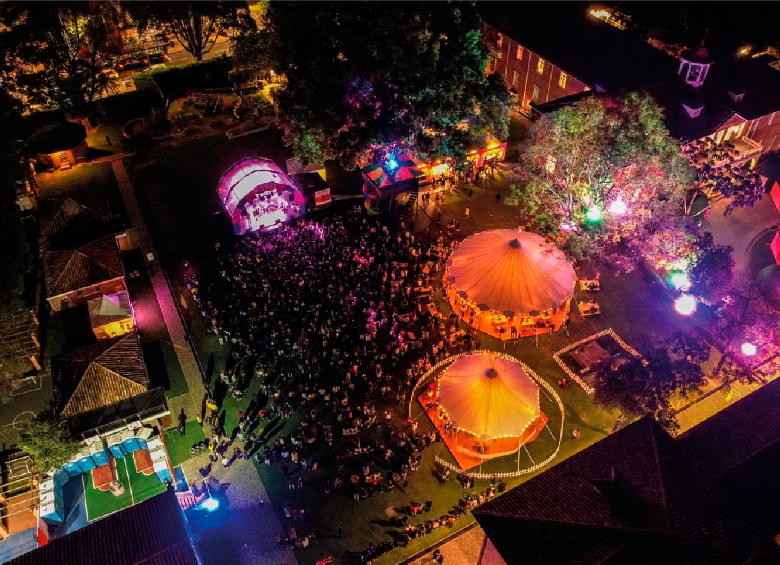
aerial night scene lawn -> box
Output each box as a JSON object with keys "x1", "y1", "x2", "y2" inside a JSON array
[{"x1": 2, "y1": 2, "x2": 780, "y2": 565}]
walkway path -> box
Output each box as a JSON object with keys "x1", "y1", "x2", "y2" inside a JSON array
[{"x1": 112, "y1": 156, "x2": 293, "y2": 565}]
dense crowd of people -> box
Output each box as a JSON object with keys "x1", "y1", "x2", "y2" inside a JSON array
[{"x1": 186, "y1": 205, "x2": 492, "y2": 560}]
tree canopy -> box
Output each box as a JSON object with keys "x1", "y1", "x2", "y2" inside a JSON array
[
  {"x1": 509, "y1": 92, "x2": 694, "y2": 268},
  {"x1": 682, "y1": 138, "x2": 765, "y2": 216},
  {"x1": 0, "y1": 2, "x2": 122, "y2": 111},
  {"x1": 591, "y1": 332, "x2": 707, "y2": 430},
  {"x1": 0, "y1": 88, "x2": 32, "y2": 402},
  {"x1": 688, "y1": 231, "x2": 735, "y2": 303},
  {"x1": 129, "y1": 1, "x2": 254, "y2": 62},
  {"x1": 17, "y1": 412, "x2": 81, "y2": 473},
  {"x1": 252, "y1": 2, "x2": 512, "y2": 169}
]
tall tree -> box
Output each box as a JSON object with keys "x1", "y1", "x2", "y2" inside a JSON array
[
  {"x1": 0, "y1": 88, "x2": 32, "y2": 401},
  {"x1": 688, "y1": 232, "x2": 735, "y2": 303},
  {"x1": 17, "y1": 412, "x2": 81, "y2": 473},
  {"x1": 254, "y1": 2, "x2": 512, "y2": 169},
  {"x1": 508, "y1": 92, "x2": 693, "y2": 266},
  {"x1": 0, "y1": 2, "x2": 121, "y2": 111},
  {"x1": 130, "y1": 2, "x2": 253, "y2": 62},
  {"x1": 591, "y1": 335, "x2": 706, "y2": 431},
  {"x1": 682, "y1": 138, "x2": 765, "y2": 216}
]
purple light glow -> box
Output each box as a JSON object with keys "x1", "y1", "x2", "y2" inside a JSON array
[
  {"x1": 608, "y1": 197, "x2": 627, "y2": 216},
  {"x1": 674, "y1": 294, "x2": 697, "y2": 315},
  {"x1": 741, "y1": 342, "x2": 757, "y2": 356}
]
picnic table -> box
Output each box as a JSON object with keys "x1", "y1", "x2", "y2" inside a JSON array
[
  {"x1": 571, "y1": 341, "x2": 611, "y2": 369},
  {"x1": 579, "y1": 300, "x2": 601, "y2": 316},
  {"x1": 580, "y1": 279, "x2": 601, "y2": 292}
]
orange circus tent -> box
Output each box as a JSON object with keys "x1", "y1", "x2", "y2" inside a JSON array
[
  {"x1": 444, "y1": 229, "x2": 577, "y2": 340},
  {"x1": 421, "y1": 353, "x2": 549, "y2": 470}
]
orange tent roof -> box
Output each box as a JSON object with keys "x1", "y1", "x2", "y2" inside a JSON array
[
  {"x1": 447, "y1": 229, "x2": 576, "y2": 316},
  {"x1": 438, "y1": 353, "x2": 540, "y2": 439}
]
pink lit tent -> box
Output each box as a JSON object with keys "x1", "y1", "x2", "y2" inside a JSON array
[
  {"x1": 447, "y1": 229, "x2": 577, "y2": 316},
  {"x1": 218, "y1": 157, "x2": 305, "y2": 235},
  {"x1": 438, "y1": 353, "x2": 541, "y2": 440}
]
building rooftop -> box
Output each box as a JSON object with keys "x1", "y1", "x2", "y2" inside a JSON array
[
  {"x1": 28, "y1": 122, "x2": 87, "y2": 155},
  {"x1": 480, "y1": 2, "x2": 678, "y2": 91},
  {"x1": 38, "y1": 188, "x2": 111, "y2": 241},
  {"x1": 8, "y1": 489, "x2": 200, "y2": 565},
  {"x1": 44, "y1": 234, "x2": 123, "y2": 299},
  {"x1": 473, "y1": 416, "x2": 775, "y2": 564},
  {"x1": 52, "y1": 333, "x2": 149, "y2": 417}
]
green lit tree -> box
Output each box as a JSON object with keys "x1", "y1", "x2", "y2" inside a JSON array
[
  {"x1": 255, "y1": 2, "x2": 512, "y2": 168},
  {"x1": 17, "y1": 412, "x2": 81, "y2": 473},
  {"x1": 508, "y1": 92, "x2": 693, "y2": 267}
]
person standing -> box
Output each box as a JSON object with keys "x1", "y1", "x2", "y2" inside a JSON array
[
  {"x1": 178, "y1": 409, "x2": 187, "y2": 436},
  {"x1": 495, "y1": 191, "x2": 501, "y2": 205}
]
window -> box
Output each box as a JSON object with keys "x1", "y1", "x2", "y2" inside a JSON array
[
  {"x1": 512, "y1": 71, "x2": 520, "y2": 86},
  {"x1": 558, "y1": 71, "x2": 567, "y2": 89},
  {"x1": 536, "y1": 58, "x2": 545, "y2": 75},
  {"x1": 496, "y1": 33, "x2": 503, "y2": 49},
  {"x1": 487, "y1": 57, "x2": 496, "y2": 73},
  {"x1": 516, "y1": 45, "x2": 523, "y2": 60},
  {"x1": 497, "y1": 47, "x2": 503, "y2": 59},
  {"x1": 532, "y1": 84, "x2": 540, "y2": 101}
]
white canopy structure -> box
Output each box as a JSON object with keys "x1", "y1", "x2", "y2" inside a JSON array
[
  {"x1": 446, "y1": 229, "x2": 577, "y2": 316},
  {"x1": 438, "y1": 353, "x2": 541, "y2": 440},
  {"x1": 217, "y1": 157, "x2": 305, "y2": 234}
]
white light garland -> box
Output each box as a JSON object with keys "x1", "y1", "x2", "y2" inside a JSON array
[
  {"x1": 552, "y1": 328, "x2": 643, "y2": 396},
  {"x1": 409, "y1": 350, "x2": 565, "y2": 479}
]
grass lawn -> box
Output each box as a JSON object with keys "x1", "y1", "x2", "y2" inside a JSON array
[
  {"x1": 37, "y1": 162, "x2": 119, "y2": 200},
  {"x1": 83, "y1": 455, "x2": 167, "y2": 521},
  {"x1": 164, "y1": 421, "x2": 207, "y2": 467}
]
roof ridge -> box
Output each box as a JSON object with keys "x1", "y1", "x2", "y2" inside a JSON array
[
  {"x1": 472, "y1": 511, "x2": 671, "y2": 535},
  {"x1": 646, "y1": 418, "x2": 672, "y2": 532}
]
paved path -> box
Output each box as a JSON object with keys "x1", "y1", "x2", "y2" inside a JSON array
[
  {"x1": 407, "y1": 524, "x2": 484, "y2": 565},
  {"x1": 112, "y1": 156, "x2": 293, "y2": 565}
]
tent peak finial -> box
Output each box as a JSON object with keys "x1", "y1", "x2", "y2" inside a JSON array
[
  {"x1": 485, "y1": 368, "x2": 499, "y2": 379},
  {"x1": 508, "y1": 238, "x2": 521, "y2": 249}
]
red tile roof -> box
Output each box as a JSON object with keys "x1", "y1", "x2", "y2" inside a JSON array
[
  {"x1": 474, "y1": 416, "x2": 773, "y2": 564},
  {"x1": 44, "y1": 235, "x2": 122, "y2": 298},
  {"x1": 8, "y1": 490, "x2": 199, "y2": 565}
]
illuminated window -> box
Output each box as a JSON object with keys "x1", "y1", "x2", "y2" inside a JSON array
[
  {"x1": 496, "y1": 33, "x2": 503, "y2": 49},
  {"x1": 537, "y1": 58, "x2": 545, "y2": 75},
  {"x1": 497, "y1": 47, "x2": 503, "y2": 59},
  {"x1": 512, "y1": 71, "x2": 519, "y2": 86},
  {"x1": 487, "y1": 57, "x2": 496, "y2": 73},
  {"x1": 545, "y1": 155, "x2": 556, "y2": 173},
  {"x1": 558, "y1": 71, "x2": 567, "y2": 89},
  {"x1": 532, "y1": 84, "x2": 540, "y2": 101},
  {"x1": 516, "y1": 45, "x2": 523, "y2": 59}
]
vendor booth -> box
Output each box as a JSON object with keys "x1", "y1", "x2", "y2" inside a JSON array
[
  {"x1": 88, "y1": 292, "x2": 134, "y2": 341},
  {"x1": 444, "y1": 229, "x2": 577, "y2": 340},
  {"x1": 218, "y1": 157, "x2": 305, "y2": 234},
  {"x1": 419, "y1": 352, "x2": 548, "y2": 470}
]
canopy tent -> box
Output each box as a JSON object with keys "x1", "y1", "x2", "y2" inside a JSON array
[
  {"x1": 218, "y1": 157, "x2": 305, "y2": 234},
  {"x1": 361, "y1": 150, "x2": 422, "y2": 202},
  {"x1": 447, "y1": 229, "x2": 577, "y2": 316},
  {"x1": 420, "y1": 352, "x2": 550, "y2": 470},
  {"x1": 88, "y1": 292, "x2": 134, "y2": 341},
  {"x1": 438, "y1": 353, "x2": 540, "y2": 440}
]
